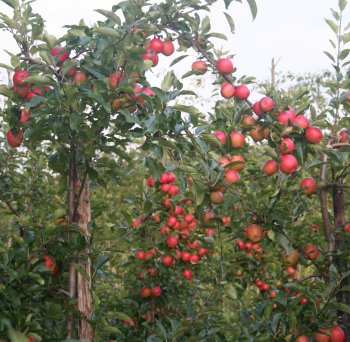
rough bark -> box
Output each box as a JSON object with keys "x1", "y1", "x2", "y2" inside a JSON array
[
  {"x1": 333, "y1": 177, "x2": 350, "y2": 339},
  {"x1": 77, "y1": 178, "x2": 93, "y2": 341}
]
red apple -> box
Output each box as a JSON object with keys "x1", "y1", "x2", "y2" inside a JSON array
[
  {"x1": 277, "y1": 111, "x2": 294, "y2": 126},
  {"x1": 108, "y1": 70, "x2": 124, "y2": 88},
  {"x1": 259, "y1": 96, "x2": 274, "y2": 112},
  {"x1": 183, "y1": 269, "x2": 193, "y2": 280},
  {"x1": 295, "y1": 336, "x2": 309, "y2": 342},
  {"x1": 13, "y1": 69, "x2": 30, "y2": 86},
  {"x1": 146, "y1": 177, "x2": 154, "y2": 187},
  {"x1": 241, "y1": 114, "x2": 256, "y2": 128},
  {"x1": 245, "y1": 224, "x2": 263, "y2": 243},
  {"x1": 162, "y1": 40, "x2": 175, "y2": 56},
  {"x1": 139, "y1": 287, "x2": 152, "y2": 298},
  {"x1": 303, "y1": 244, "x2": 318, "y2": 261},
  {"x1": 73, "y1": 71, "x2": 88, "y2": 84},
  {"x1": 192, "y1": 60, "x2": 207, "y2": 74},
  {"x1": 148, "y1": 38, "x2": 164, "y2": 53},
  {"x1": 224, "y1": 169, "x2": 240, "y2": 184},
  {"x1": 293, "y1": 115, "x2": 310, "y2": 129},
  {"x1": 220, "y1": 82, "x2": 235, "y2": 99},
  {"x1": 330, "y1": 326, "x2": 345, "y2": 342},
  {"x1": 234, "y1": 84, "x2": 250, "y2": 100},
  {"x1": 250, "y1": 125, "x2": 264, "y2": 142},
  {"x1": 339, "y1": 129, "x2": 348, "y2": 143},
  {"x1": 162, "y1": 255, "x2": 174, "y2": 266},
  {"x1": 280, "y1": 154, "x2": 298, "y2": 174},
  {"x1": 217, "y1": 58, "x2": 233, "y2": 73},
  {"x1": 263, "y1": 159, "x2": 279, "y2": 176},
  {"x1": 313, "y1": 328, "x2": 330, "y2": 342},
  {"x1": 305, "y1": 126, "x2": 323, "y2": 144},
  {"x1": 230, "y1": 154, "x2": 245, "y2": 171},
  {"x1": 213, "y1": 131, "x2": 227, "y2": 145},
  {"x1": 166, "y1": 235, "x2": 179, "y2": 248},
  {"x1": 13, "y1": 84, "x2": 29, "y2": 98},
  {"x1": 51, "y1": 46, "x2": 70, "y2": 64},
  {"x1": 279, "y1": 138, "x2": 295, "y2": 155},
  {"x1": 142, "y1": 48, "x2": 159, "y2": 67},
  {"x1": 20, "y1": 109, "x2": 32, "y2": 124},
  {"x1": 230, "y1": 131, "x2": 245, "y2": 148},
  {"x1": 151, "y1": 285, "x2": 162, "y2": 297},
  {"x1": 210, "y1": 191, "x2": 224, "y2": 204},
  {"x1": 252, "y1": 101, "x2": 263, "y2": 115},
  {"x1": 300, "y1": 177, "x2": 317, "y2": 194},
  {"x1": 135, "y1": 250, "x2": 146, "y2": 260},
  {"x1": 7, "y1": 128, "x2": 24, "y2": 147}
]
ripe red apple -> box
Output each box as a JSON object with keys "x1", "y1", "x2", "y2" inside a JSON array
[
  {"x1": 184, "y1": 213, "x2": 194, "y2": 223},
  {"x1": 263, "y1": 159, "x2": 279, "y2": 176},
  {"x1": 181, "y1": 251, "x2": 192, "y2": 262},
  {"x1": 330, "y1": 326, "x2": 345, "y2": 342},
  {"x1": 108, "y1": 70, "x2": 124, "y2": 88},
  {"x1": 250, "y1": 125, "x2": 264, "y2": 142},
  {"x1": 261, "y1": 283, "x2": 269, "y2": 291},
  {"x1": 280, "y1": 154, "x2": 298, "y2": 174},
  {"x1": 339, "y1": 129, "x2": 348, "y2": 143},
  {"x1": 313, "y1": 328, "x2": 330, "y2": 342},
  {"x1": 279, "y1": 138, "x2": 295, "y2": 155},
  {"x1": 303, "y1": 244, "x2": 318, "y2": 261},
  {"x1": 162, "y1": 40, "x2": 175, "y2": 56},
  {"x1": 241, "y1": 114, "x2": 256, "y2": 128},
  {"x1": 217, "y1": 58, "x2": 233, "y2": 73},
  {"x1": 192, "y1": 60, "x2": 207, "y2": 74},
  {"x1": 162, "y1": 255, "x2": 174, "y2": 266},
  {"x1": 293, "y1": 115, "x2": 310, "y2": 129},
  {"x1": 259, "y1": 96, "x2": 274, "y2": 112},
  {"x1": 300, "y1": 177, "x2": 317, "y2": 194},
  {"x1": 245, "y1": 224, "x2": 263, "y2": 243},
  {"x1": 345, "y1": 223, "x2": 350, "y2": 233},
  {"x1": 230, "y1": 154, "x2": 245, "y2": 171},
  {"x1": 252, "y1": 101, "x2": 263, "y2": 115},
  {"x1": 20, "y1": 109, "x2": 32, "y2": 124},
  {"x1": 220, "y1": 82, "x2": 235, "y2": 99},
  {"x1": 159, "y1": 172, "x2": 170, "y2": 183},
  {"x1": 142, "y1": 48, "x2": 159, "y2": 67},
  {"x1": 73, "y1": 71, "x2": 88, "y2": 84},
  {"x1": 13, "y1": 69, "x2": 30, "y2": 86},
  {"x1": 148, "y1": 38, "x2": 164, "y2": 53},
  {"x1": 230, "y1": 131, "x2": 245, "y2": 148},
  {"x1": 151, "y1": 285, "x2": 162, "y2": 297},
  {"x1": 234, "y1": 84, "x2": 250, "y2": 100},
  {"x1": 139, "y1": 287, "x2": 152, "y2": 298},
  {"x1": 282, "y1": 249, "x2": 299, "y2": 265},
  {"x1": 167, "y1": 184, "x2": 179, "y2": 195},
  {"x1": 285, "y1": 266, "x2": 295, "y2": 275},
  {"x1": 51, "y1": 46, "x2": 70, "y2": 64},
  {"x1": 146, "y1": 177, "x2": 154, "y2": 187},
  {"x1": 255, "y1": 279, "x2": 263, "y2": 288},
  {"x1": 183, "y1": 269, "x2": 193, "y2": 280},
  {"x1": 305, "y1": 126, "x2": 322, "y2": 144},
  {"x1": 135, "y1": 250, "x2": 146, "y2": 260},
  {"x1": 13, "y1": 84, "x2": 29, "y2": 97},
  {"x1": 143, "y1": 87, "x2": 156, "y2": 96},
  {"x1": 213, "y1": 130, "x2": 227, "y2": 144},
  {"x1": 269, "y1": 290, "x2": 277, "y2": 298},
  {"x1": 295, "y1": 336, "x2": 309, "y2": 342},
  {"x1": 224, "y1": 169, "x2": 240, "y2": 184},
  {"x1": 7, "y1": 129, "x2": 24, "y2": 148},
  {"x1": 277, "y1": 111, "x2": 294, "y2": 126},
  {"x1": 166, "y1": 235, "x2": 179, "y2": 248},
  {"x1": 210, "y1": 191, "x2": 224, "y2": 204}
]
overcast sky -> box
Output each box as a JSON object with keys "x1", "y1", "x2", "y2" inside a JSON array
[{"x1": 0, "y1": 0, "x2": 348, "y2": 84}]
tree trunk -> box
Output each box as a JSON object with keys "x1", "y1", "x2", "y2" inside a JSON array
[
  {"x1": 333, "y1": 178, "x2": 350, "y2": 339},
  {"x1": 77, "y1": 178, "x2": 93, "y2": 341}
]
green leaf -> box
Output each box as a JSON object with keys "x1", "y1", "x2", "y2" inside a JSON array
[
  {"x1": 201, "y1": 15, "x2": 211, "y2": 35},
  {"x1": 246, "y1": 0, "x2": 258, "y2": 20},
  {"x1": 93, "y1": 27, "x2": 119, "y2": 38},
  {"x1": 207, "y1": 32, "x2": 228, "y2": 40},
  {"x1": 224, "y1": 12, "x2": 235, "y2": 33},
  {"x1": 95, "y1": 9, "x2": 121, "y2": 25},
  {"x1": 0, "y1": 85, "x2": 12, "y2": 97},
  {"x1": 170, "y1": 54, "x2": 188, "y2": 67},
  {"x1": 0, "y1": 62, "x2": 13, "y2": 70},
  {"x1": 69, "y1": 113, "x2": 84, "y2": 132},
  {"x1": 324, "y1": 51, "x2": 335, "y2": 62},
  {"x1": 161, "y1": 71, "x2": 174, "y2": 91},
  {"x1": 343, "y1": 32, "x2": 350, "y2": 43},
  {"x1": 329, "y1": 302, "x2": 350, "y2": 314},
  {"x1": 102, "y1": 325, "x2": 122, "y2": 334},
  {"x1": 0, "y1": 0, "x2": 18, "y2": 9},
  {"x1": 339, "y1": 0, "x2": 347, "y2": 11},
  {"x1": 173, "y1": 104, "x2": 200, "y2": 115},
  {"x1": 339, "y1": 48, "x2": 350, "y2": 60},
  {"x1": 24, "y1": 75, "x2": 56, "y2": 87},
  {"x1": 93, "y1": 255, "x2": 109, "y2": 272},
  {"x1": 224, "y1": 0, "x2": 234, "y2": 9},
  {"x1": 325, "y1": 18, "x2": 338, "y2": 34}
]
